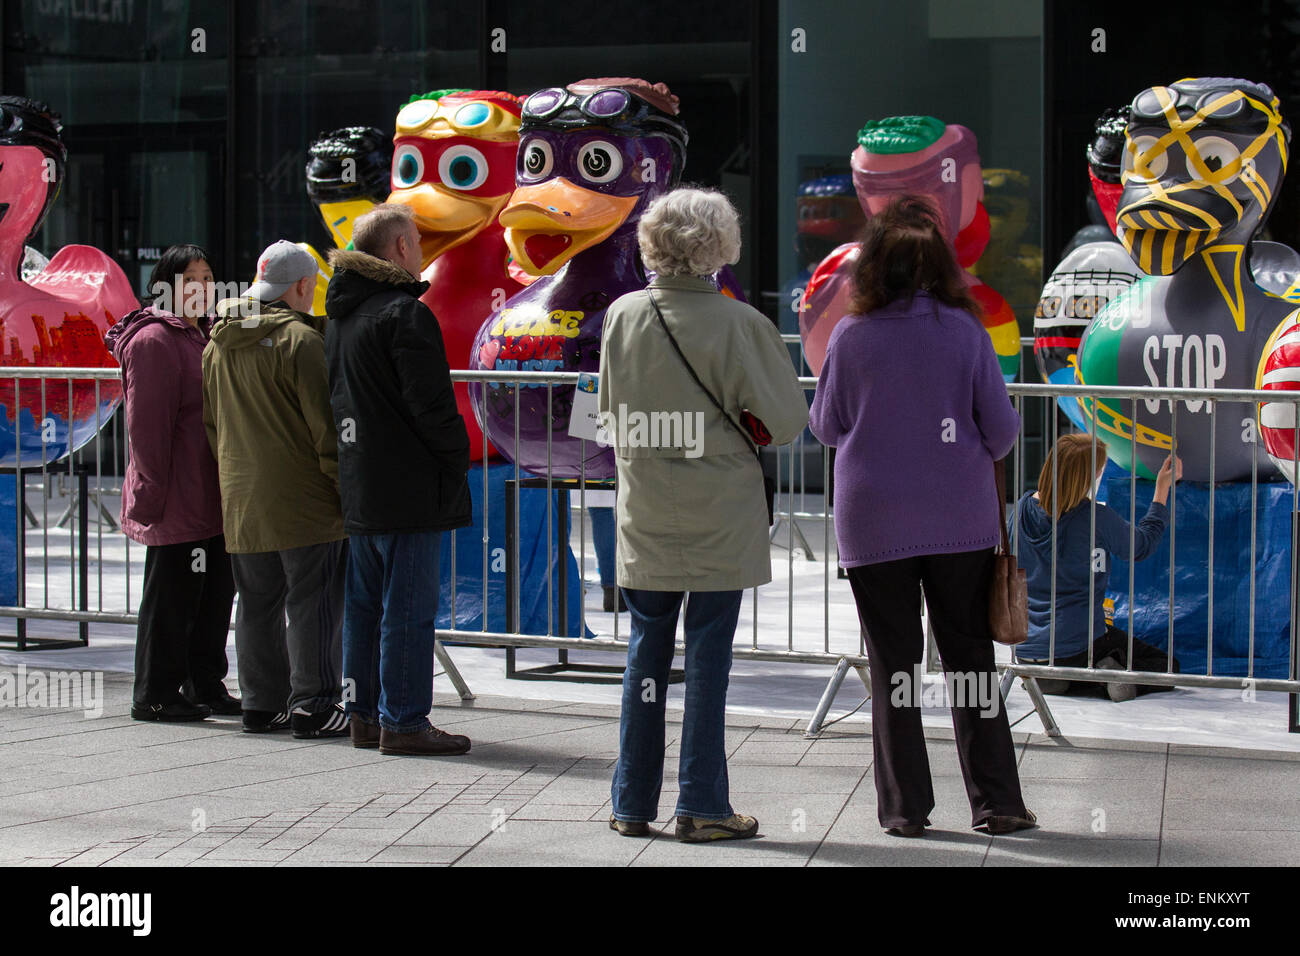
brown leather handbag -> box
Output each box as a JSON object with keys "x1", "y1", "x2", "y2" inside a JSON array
[{"x1": 989, "y1": 458, "x2": 1028, "y2": 645}]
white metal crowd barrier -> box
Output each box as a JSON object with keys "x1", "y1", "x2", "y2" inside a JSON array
[{"x1": 0, "y1": 365, "x2": 1297, "y2": 738}]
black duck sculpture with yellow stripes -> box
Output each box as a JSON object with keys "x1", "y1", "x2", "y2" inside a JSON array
[{"x1": 1076, "y1": 77, "x2": 1297, "y2": 482}]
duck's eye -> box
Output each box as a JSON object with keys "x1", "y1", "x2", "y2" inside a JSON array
[
  {"x1": 393, "y1": 145, "x2": 424, "y2": 189},
  {"x1": 1187, "y1": 135, "x2": 1242, "y2": 182},
  {"x1": 578, "y1": 141, "x2": 622, "y2": 184},
  {"x1": 1126, "y1": 135, "x2": 1168, "y2": 180},
  {"x1": 521, "y1": 140, "x2": 554, "y2": 181},
  {"x1": 439, "y1": 144, "x2": 489, "y2": 191}
]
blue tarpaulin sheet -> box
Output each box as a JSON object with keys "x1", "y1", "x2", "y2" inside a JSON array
[
  {"x1": 1103, "y1": 473, "x2": 1295, "y2": 678},
  {"x1": 438, "y1": 462, "x2": 591, "y2": 638}
]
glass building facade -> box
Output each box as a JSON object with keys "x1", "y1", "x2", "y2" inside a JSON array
[
  {"x1": 2, "y1": 1, "x2": 757, "y2": 298},
  {"x1": 9, "y1": 0, "x2": 1299, "y2": 364},
  {"x1": 1, "y1": 1, "x2": 1046, "y2": 329}
]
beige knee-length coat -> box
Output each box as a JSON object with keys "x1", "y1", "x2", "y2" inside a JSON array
[{"x1": 598, "y1": 275, "x2": 809, "y2": 591}]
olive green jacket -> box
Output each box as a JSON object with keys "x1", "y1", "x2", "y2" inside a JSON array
[
  {"x1": 599, "y1": 275, "x2": 809, "y2": 591},
  {"x1": 202, "y1": 299, "x2": 344, "y2": 553}
]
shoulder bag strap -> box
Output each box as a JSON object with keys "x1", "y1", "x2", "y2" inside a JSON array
[
  {"x1": 647, "y1": 288, "x2": 759, "y2": 459},
  {"x1": 994, "y1": 457, "x2": 1011, "y2": 556}
]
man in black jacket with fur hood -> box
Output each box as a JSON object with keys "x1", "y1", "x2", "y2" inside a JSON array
[{"x1": 324, "y1": 203, "x2": 472, "y2": 757}]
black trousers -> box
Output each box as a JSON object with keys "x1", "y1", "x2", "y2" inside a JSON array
[
  {"x1": 232, "y1": 540, "x2": 346, "y2": 714},
  {"x1": 133, "y1": 534, "x2": 236, "y2": 706},
  {"x1": 847, "y1": 548, "x2": 1028, "y2": 829}
]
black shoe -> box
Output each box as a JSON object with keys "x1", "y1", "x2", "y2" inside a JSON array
[
  {"x1": 885, "y1": 819, "x2": 930, "y2": 838},
  {"x1": 132, "y1": 698, "x2": 211, "y2": 722},
  {"x1": 291, "y1": 703, "x2": 350, "y2": 739},
  {"x1": 185, "y1": 689, "x2": 242, "y2": 716},
  {"x1": 603, "y1": 586, "x2": 627, "y2": 613},
  {"x1": 981, "y1": 809, "x2": 1038, "y2": 835},
  {"x1": 242, "y1": 709, "x2": 291, "y2": 734}
]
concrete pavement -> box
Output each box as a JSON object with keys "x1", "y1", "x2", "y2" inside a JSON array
[{"x1": 1, "y1": 672, "x2": 1298, "y2": 866}]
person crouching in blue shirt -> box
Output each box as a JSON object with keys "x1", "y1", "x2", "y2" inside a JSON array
[{"x1": 1011, "y1": 433, "x2": 1181, "y2": 701}]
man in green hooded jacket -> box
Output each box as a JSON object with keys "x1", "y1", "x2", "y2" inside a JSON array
[{"x1": 202, "y1": 240, "x2": 349, "y2": 740}]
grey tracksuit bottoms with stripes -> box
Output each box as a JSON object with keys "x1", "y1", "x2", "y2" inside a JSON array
[{"x1": 232, "y1": 539, "x2": 347, "y2": 714}]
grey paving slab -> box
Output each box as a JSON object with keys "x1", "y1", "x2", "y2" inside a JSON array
[
  {"x1": 1167, "y1": 742, "x2": 1300, "y2": 761},
  {"x1": 729, "y1": 740, "x2": 815, "y2": 765},
  {"x1": 725, "y1": 764, "x2": 864, "y2": 794},
  {"x1": 455, "y1": 820, "x2": 646, "y2": 866},
  {"x1": 370, "y1": 844, "x2": 470, "y2": 864},
  {"x1": 0, "y1": 792, "x2": 264, "y2": 854},
  {"x1": 984, "y1": 833, "x2": 1161, "y2": 867},
  {"x1": 796, "y1": 750, "x2": 874, "y2": 768},
  {"x1": 801, "y1": 736, "x2": 873, "y2": 751},
  {"x1": 1017, "y1": 744, "x2": 1168, "y2": 780},
  {"x1": 1013, "y1": 777, "x2": 1165, "y2": 839},
  {"x1": 1023, "y1": 733, "x2": 1168, "y2": 753},
  {"x1": 56, "y1": 844, "x2": 138, "y2": 867},
  {"x1": 27, "y1": 738, "x2": 348, "y2": 785},
  {"x1": 512, "y1": 803, "x2": 605, "y2": 821},
  {"x1": 539, "y1": 702, "x2": 623, "y2": 719},
  {"x1": 279, "y1": 826, "x2": 410, "y2": 863},
  {"x1": 2, "y1": 720, "x2": 234, "y2": 754},
  {"x1": 395, "y1": 810, "x2": 503, "y2": 847},
  {"x1": 0, "y1": 768, "x2": 103, "y2": 799},
  {"x1": 4, "y1": 679, "x2": 1299, "y2": 867},
  {"x1": 630, "y1": 830, "x2": 821, "y2": 866},
  {"x1": 185, "y1": 858, "x2": 263, "y2": 867},
  {"x1": 1161, "y1": 794, "x2": 1300, "y2": 831},
  {"x1": 1165, "y1": 752, "x2": 1300, "y2": 797},
  {"x1": 706, "y1": 799, "x2": 842, "y2": 832},
  {"x1": 809, "y1": 831, "x2": 990, "y2": 867},
  {"x1": 431, "y1": 712, "x2": 618, "y2": 745},
  {"x1": 1159, "y1": 829, "x2": 1300, "y2": 866},
  {"x1": 211, "y1": 760, "x2": 481, "y2": 804},
  {"x1": 529, "y1": 782, "x2": 616, "y2": 805},
  {"x1": 199, "y1": 843, "x2": 297, "y2": 863}
]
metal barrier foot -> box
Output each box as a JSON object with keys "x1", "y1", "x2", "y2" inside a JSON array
[
  {"x1": 770, "y1": 513, "x2": 816, "y2": 560},
  {"x1": 998, "y1": 667, "x2": 1016, "y2": 701},
  {"x1": 804, "y1": 657, "x2": 852, "y2": 737},
  {"x1": 854, "y1": 663, "x2": 871, "y2": 695},
  {"x1": 435, "y1": 641, "x2": 475, "y2": 702},
  {"x1": 1020, "y1": 675, "x2": 1061, "y2": 737}
]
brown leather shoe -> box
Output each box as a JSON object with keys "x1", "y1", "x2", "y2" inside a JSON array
[
  {"x1": 982, "y1": 808, "x2": 1038, "y2": 835},
  {"x1": 379, "y1": 724, "x2": 471, "y2": 756},
  {"x1": 350, "y1": 716, "x2": 381, "y2": 749}
]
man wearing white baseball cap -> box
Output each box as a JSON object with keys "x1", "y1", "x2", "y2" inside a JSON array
[{"x1": 201, "y1": 240, "x2": 350, "y2": 740}]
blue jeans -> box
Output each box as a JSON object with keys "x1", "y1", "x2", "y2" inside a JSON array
[
  {"x1": 589, "y1": 506, "x2": 616, "y2": 588},
  {"x1": 611, "y1": 588, "x2": 742, "y2": 822},
  {"x1": 342, "y1": 531, "x2": 441, "y2": 733}
]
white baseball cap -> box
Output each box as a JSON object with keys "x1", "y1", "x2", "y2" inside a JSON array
[{"x1": 247, "y1": 240, "x2": 317, "y2": 302}]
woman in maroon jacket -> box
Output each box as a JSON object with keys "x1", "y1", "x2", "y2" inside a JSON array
[{"x1": 106, "y1": 245, "x2": 237, "y2": 721}]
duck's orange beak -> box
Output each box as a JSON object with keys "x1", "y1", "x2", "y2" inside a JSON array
[
  {"x1": 500, "y1": 178, "x2": 638, "y2": 276},
  {"x1": 387, "y1": 184, "x2": 510, "y2": 270}
]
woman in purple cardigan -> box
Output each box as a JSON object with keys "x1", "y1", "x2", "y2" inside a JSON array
[
  {"x1": 106, "y1": 245, "x2": 237, "y2": 722},
  {"x1": 809, "y1": 195, "x2": 1033, "y2": 838}
]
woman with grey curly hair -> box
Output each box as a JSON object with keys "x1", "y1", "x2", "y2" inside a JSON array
[
  {"x1": 599, "y1": 187, "x2": 808, "y2": 843},
  {"x1": 637, "y1": 188, "x2": 743, "y2": 277}
]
